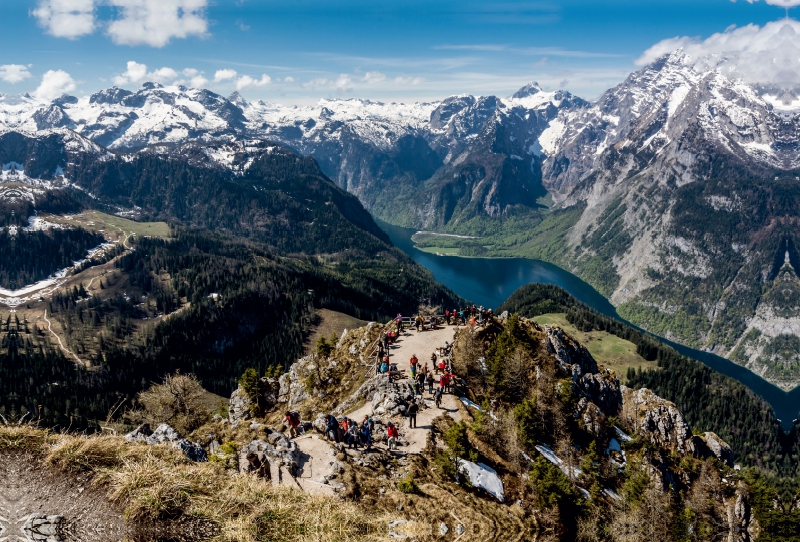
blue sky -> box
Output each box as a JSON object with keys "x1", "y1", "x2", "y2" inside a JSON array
[{"x1": 0, "y1": 0, "x2": 792, "y2": 104}]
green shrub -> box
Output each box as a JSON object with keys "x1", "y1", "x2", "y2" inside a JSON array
[
  {"x1": 239, "y1": 368, "x2": 260, "y2": 403},
  {"x1": 397, "y1": 476, "x2": 418, "y2": 494}
]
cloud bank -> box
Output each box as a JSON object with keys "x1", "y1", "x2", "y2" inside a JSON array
[
  {"x1": 32, "y1": 0, "x2": 96, "y2": 39},
  {"x1": 32, "y1": 0, "x2": 208, "y2": 47},
  {"x1": 636, "y1": 19, "x2": 800, "y2": 87}
]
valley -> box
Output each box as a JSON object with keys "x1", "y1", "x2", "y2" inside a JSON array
[
  {"x1": 0, "y1": 27, "x2": 798, "y2": 540},
  {"x1": 5, "y1": 45, "x2": 796, "y2": 389}
]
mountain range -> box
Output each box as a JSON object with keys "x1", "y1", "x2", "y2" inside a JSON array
[{"x1": 1, "y1": 49, "x2": 799, "y2": 388}]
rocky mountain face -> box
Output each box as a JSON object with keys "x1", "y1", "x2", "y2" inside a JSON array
[
  {"x1": 0, "y1": 82, "x2": 588, "y2": 233},
  {"x1": 530, "y1": 52, "x2": 800, "y2": 389},
  {"x1": 2, "y1": 48, "x2": 799, "y2": 386}
]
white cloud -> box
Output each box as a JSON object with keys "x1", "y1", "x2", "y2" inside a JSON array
[
  {"x1": 636, "y1": 19, "x2": 800, "y2": 87},
  {"x1": 213, "y1": 69, "x2": 238, "y2": 82},
  {"x1": 235, "y1": 74, "x2": 271, "y2": 90},
  {"x1": 189, "y1": 75, "x2": 209, "y2": 87},
  {"x1": 32, "y1": 0, "x2": 96, "y2": 39},
  {"x1": 106, "y1": 0, "x2": 208, "y2": 47},
  {"x1": 283, "y1": 76, "x2": 295, "y2": 83},
  {"x1": 362, "y1": 71, "x2": 386, "y2": 85},
  {"x1": 745, "y1": 0, "x2": 800, "y2": 7},
  {"x1": 33, "y1": 70, "x2": 77, "y2": 100},
  {"x1": 0, "y1": 65, "x2": 33, "y2": 84},
  {"x1": 113, "y1": 61, "x2": 200, "y2": 86},
  {"x1": 334, "y1": 74, "x2": 353, "y2": 92},
  {"x1": 112, "y1": 60, "x2": 149, "y2": 84},
  {"x1": 393, "y1": 75, "x2": 424, "y2": 86},
  {"x1": 150, "y1": 67, "x2": 179, "y2": 82}
]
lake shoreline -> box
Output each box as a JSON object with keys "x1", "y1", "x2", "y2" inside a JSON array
[{"x1": 378, "y1": 219, "x2": 800, "y2": 429}]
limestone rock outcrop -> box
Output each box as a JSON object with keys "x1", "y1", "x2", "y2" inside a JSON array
[
  {"x1": 543, "y1": 325, "x2": 622, "y2": 415},
  {"x1": 124, "y1": 423, "x2": 208, "y2": 462},
  {"x1": 620, "y1": 386, "x2": 734, "y2": 466}
]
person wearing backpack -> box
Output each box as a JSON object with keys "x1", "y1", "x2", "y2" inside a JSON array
[
  {"x1": 360, "y1": 420, "x2": 373, "y2": 448},
  {"x1": 346, "y1": 422, "x2": 360, "y2": 449},
  {"x1": 434, "y1": 386, "x2": 443, "y2": 408},
  {"x1": 386, "y1": 421, "x2": 399, "y2": 451},
  {"x1": 283, "y1": 411, "x2": 300, "y2": 439},
  {"x1": 325, "y1": 413, "x2": 340, "y2": 443}
]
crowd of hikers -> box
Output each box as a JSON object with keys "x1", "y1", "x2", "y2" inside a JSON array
[{"x1": 280, "y1": 313, "x2": 473, "y2": 452}]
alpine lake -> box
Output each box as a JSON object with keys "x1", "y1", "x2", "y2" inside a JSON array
[{"x1": 379, "y1": 221, "x2": 800, "y2": 430}]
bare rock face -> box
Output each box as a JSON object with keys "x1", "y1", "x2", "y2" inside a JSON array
[
  {"x1": 690, "y1": 431, "x2": 734, "y2": 467},
  {"x1": 238, "y1": 433, "x2": 300, "y2": 478},
  {"x1": 576, "y1": 398, "x2": 606, "y2": 437},
  {"x1": 543, "y1": 326, "x2": 622, "y2": 415},
  {"x1": 228, "y1": 388, "x2": 252, "y2": 424},
  {"x1": 726, "y1": 482, "x2": 760, "y2": 542},
  {"x1": 621, "y1": 387, "x2": 693, "y2": 454},
  {"x1": 544, "y1": 326, "x2": 598, "y2": 376},
  {"x1": 278, "y1": 357, "x2": 314, "y2": 407},
  {"x1": 621, "y1": 387, "x2": 733, "y2": 466}
]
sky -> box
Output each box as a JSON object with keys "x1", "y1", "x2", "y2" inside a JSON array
[{"x1": 0, "y1": 0, "x2": 796, "y2": 105}]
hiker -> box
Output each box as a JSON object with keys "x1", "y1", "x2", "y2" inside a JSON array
[
  {"x1": 386, "y1": 421, "x2": 399, "y2": 451},
  {"x1": 407, "y1": 400, "x2": 419, "y2": 428},
  {"x1": 325, "y1": 413, "x2": 340, "y2": 443},
  {"x1": 430, "y1": 352, "x2": 437, "y2": 369},
  {"x1": 360, "y1": 420, "x2": 373, "y2": 448},
  {"x1": 445, "y1": 309, "x2": 450, "y2": 323},
  {"x1": 417, "y1": 371, "x2": 426, "y2": 396},
  {"x1": 437, "y1": 358, "x2": 446, "y2": 374},
  {"x1": 346, "y1": 422, "x2": 360, "y2": 448},
  {"x1": 363, "y1": 415, "x2": 375, "y2": 433},
  {"x1": 283, "y1": 411, "x2": 301, "y2": 439},
  {"x1": 440, "y1": 372, "x2": 450, "y2": 394},
  {"x1": 434, "y1": 386, "x2": 443, "y2": 408},
  {"x1": 428, "y1": 372, "x2": 435, "y2": 394},
  {"x1": 410, "y1": 354, "x2": 419, "y2": 378},
  {"x1": 381, "y1": 355, "x2": 389, "y2": 374}
]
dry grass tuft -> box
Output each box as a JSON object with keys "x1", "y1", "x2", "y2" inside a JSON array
[
  {"x1": 0, "y1": 425, "x2": 52, "y2": 451},
  {"x1": 29, "y1": 428, "x2": 389, "y2": 541}
]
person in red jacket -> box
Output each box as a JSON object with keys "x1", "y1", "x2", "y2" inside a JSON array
[
  {"x1": 386, "y1": 421, "x2": 399, "y2": 451},
  {"x1": 283, "y1": 411, "x2": 300, "y2": 438}
]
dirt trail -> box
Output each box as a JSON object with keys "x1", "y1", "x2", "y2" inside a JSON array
[
  {"x1": 345, "y1": 324, "x2": 465, "y2": 455},
  {"x1": 293, "y1": 434, "x2": 338, "y2": 497},
  {"x1": 0, "y1": 453, "x2": 127, "y2": 542}
]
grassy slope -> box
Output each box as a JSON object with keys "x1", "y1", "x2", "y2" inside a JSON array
[
  {"x1": 532, "y1": 313, "x2": 651, "y2": 383},
  {"x1": 43, "y1": 210, "x2": 172, "y2": 241}
]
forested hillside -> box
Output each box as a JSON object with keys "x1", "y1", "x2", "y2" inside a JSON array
[
  {"x1": 499, "y1": 283, "x2": 795, "y2": 476},
  {"x1": 0, "y1": 227, "x2": 106, "y2": 289}
]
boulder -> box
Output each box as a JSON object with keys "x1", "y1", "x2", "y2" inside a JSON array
[
  {"x1": 124, "y1": 423, "x2": 152, "y2": 443},
  {"x1": 124, "y1": 422, "x2": 208, "y2": 462},
  {"x1": 238, "y1": 436, "x2": 299, "y2": 473},
  {"x1": 174, "y1": 439, "x2": 208, "y2": 462},
  {"x1": 146, "y1": 423, "x2": 181, "y2": 444}
]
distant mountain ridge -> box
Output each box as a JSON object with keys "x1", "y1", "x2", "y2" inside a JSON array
[{"x1": 3, "y1": 49, "x2": 800, "y2": 387}]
